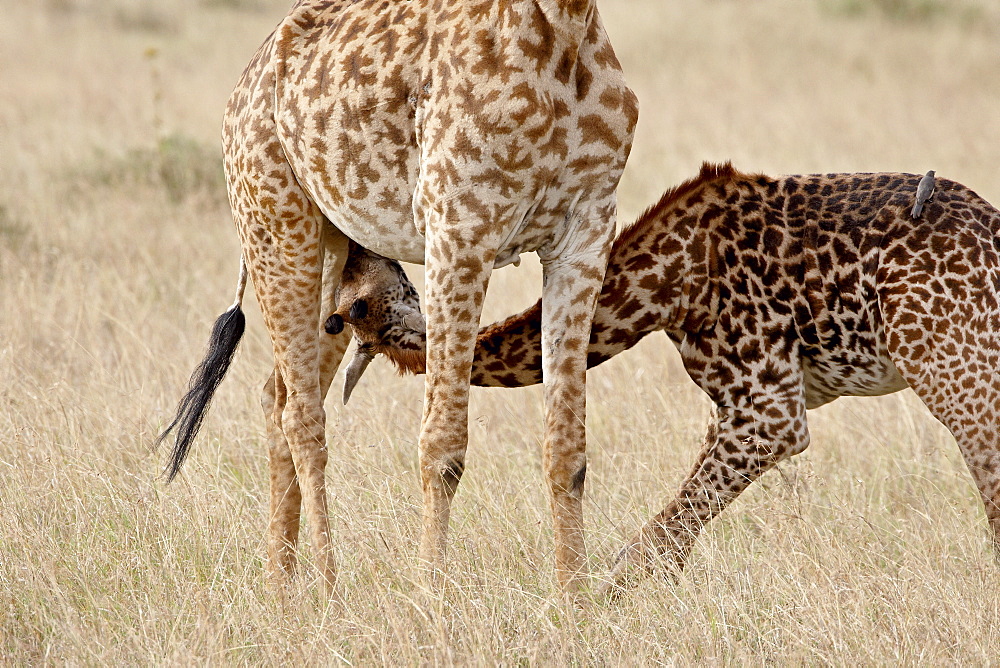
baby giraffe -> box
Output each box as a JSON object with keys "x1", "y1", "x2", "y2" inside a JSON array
[{"x1": 333, "y1": 162, "x2": 1000, "y2": 594}]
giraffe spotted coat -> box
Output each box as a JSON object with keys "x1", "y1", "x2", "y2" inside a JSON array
[{"x1": 341, "y1": 162, "x2": 1000, "y2": 592}]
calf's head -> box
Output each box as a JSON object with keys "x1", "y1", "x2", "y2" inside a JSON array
[{"x1": 326, "y1": 243, "x2": 427, "y2": 402}]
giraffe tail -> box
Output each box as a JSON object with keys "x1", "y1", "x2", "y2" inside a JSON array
[{"x1": 157, "y1": 257, "x2": 248, "y2": 481}]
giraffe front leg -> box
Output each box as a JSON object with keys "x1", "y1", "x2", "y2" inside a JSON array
[
  {"x1": 417, "y1": 220, "x2": 499, "y2": 584},
  {"x1": 603, "y1": 391, "x2": 810, "y2": 596},
  {"x1": 539, "y1": 206, "x2": 617, "y2": 593}
]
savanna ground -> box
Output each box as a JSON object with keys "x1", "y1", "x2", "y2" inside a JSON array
[{"x1": 2, "y1": 0, "x2": 1000, "y2": 663}]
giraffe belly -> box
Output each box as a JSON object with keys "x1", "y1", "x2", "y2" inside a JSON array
[
  {"x1": 274, "y1": 83, "x2": 624, "y2": 268},
  {"x1": 801, "y1": 348, "x2": 909, "y2": 409},
  {"x1": 314, "y1": 183, "x2": 607, "y2": 268},
  {"x1": 319, "y1": 193, "x2": 428, "y2": 266}
]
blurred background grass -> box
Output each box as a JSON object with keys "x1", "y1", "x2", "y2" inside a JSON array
[{"x1": 1, "y1": 0, "x2": 999, "y2": 663}]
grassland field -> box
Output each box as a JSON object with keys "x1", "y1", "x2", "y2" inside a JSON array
[{"x1": 2, "y1": 0, "x2": 1000, "y2": 663}]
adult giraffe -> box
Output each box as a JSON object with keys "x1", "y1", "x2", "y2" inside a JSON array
[{"x1": 158, "y1": 0, "x2": 638, "y2": 594}]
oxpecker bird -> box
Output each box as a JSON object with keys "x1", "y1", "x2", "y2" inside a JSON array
[{"x1": 912, "y1": 170, "x2": 936, "y2": 218}]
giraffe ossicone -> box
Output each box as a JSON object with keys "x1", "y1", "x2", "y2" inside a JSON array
[
  {"x1": 347, "y1": 162, "x2": 1000, "y2": 593},
  {"x1": 158, "y1": 0, "x2": 637, "y2": 595}
]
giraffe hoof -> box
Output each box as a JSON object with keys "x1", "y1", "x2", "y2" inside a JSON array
[{"x1": 324, "y1": 313, "x2": 344, "y2": 335}]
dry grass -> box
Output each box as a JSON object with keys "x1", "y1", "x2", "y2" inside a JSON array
[{"x1": 2, "y1": 0, "x2": 1000, "y2": 663}]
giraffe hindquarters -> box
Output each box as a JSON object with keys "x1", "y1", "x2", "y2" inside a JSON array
[
  {"x1": 222, "y1": 30, "x2": 354, "y2": 595},
  {"x1": 602, "y1": 392, "x2": 810, "y2": 596}
]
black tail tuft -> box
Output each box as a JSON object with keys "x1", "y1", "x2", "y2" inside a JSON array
[{"x1": 157, "y1": 305, "x2": 246, "y2": 481}]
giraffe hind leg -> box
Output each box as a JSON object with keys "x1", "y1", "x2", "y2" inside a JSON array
[
  {"x1": 223, "y1": 32, "x2": 345, "y2": 594},
  {"x1": 892, "y1": 351, "x2": 1000, "y2": 554},
  {"x1": 883, "y1": 276, "x2": 1000, "y2": 556},
  {"x1": 904, "y1": 375, "x2": 1000, "y2": 554},
  {"x1": 262, "y1": 369, "x2": 300, "y2": 582},
  {"x1": 262, "y1": 227, "x2": 352, "y2": 583}
]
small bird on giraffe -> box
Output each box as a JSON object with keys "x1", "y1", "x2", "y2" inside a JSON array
[{"x1": 911, "y1": 169, "x2": 935, "y2": 218}]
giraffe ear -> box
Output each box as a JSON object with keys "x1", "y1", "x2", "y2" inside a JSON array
[
  {"x1": 342, "y1": 348, "x2": 374, "y2": 404},
  {"x1": 399, "y1": 306, "x2": 426, "y2": 334}
]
